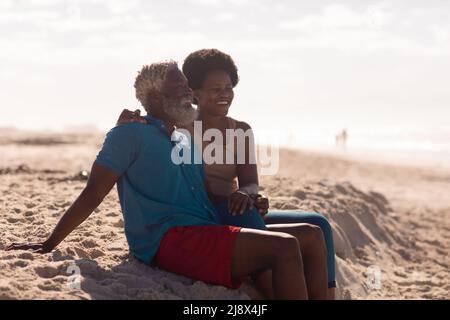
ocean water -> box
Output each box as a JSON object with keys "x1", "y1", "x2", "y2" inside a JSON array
[{"x1": 254, "y1": 127, "x2": 450, "y2": 170}]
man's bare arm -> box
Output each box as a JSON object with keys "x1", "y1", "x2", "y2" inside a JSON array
[{"x1": 5, "y1": 163, "x2": 119, "y2": 253}]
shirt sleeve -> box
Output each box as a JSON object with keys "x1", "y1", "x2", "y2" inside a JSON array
[{"x1": 95, "y1": 125, "x2": 139, "y2": 176}]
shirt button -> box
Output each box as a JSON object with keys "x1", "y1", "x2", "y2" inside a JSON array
[{"x1": 191, "y1": 186, "x2": 195, "y2": 191}]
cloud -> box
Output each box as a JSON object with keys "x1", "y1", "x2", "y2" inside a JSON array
[
  {"x1": 104, "y1": 0, "x2": 141, "y2": 15},
  {"x1": 429, "y1": 25, "x2": 450, "y2": 45},
  {"x1": 0, "y1": 8, "x2": 61, "y2": 24},
  {"x1": 275, "y1": 3, "x2": 450, "y2": 55},
  {"x1": 187, "y1": 0, "x2": 257, "y2": 6},
  {"x1": 188, "y1": 0, "x2": 221, "y2": 5},
  {"x1": 280, "y1": 4, "x2": 393, "y2": 31},
  {"x1": 213, "y1": 12, "x2": 236, "y2": 22},
  {"x1": 0, "y1": 0, "x2": 13, "y2": 9},
  {"x1": 0, "y1": 29, "x2": 209, "y2": 68},
  {"x1": 18, "y1": 0, "x2": 63, "y2": 7},
  {"x1": 0, "y1": 2, "x2": 163, "y2": 47},
  {"x1": 187, "y1": 17, "x2": 202, "y2": 26},
  {"x1": 410, "y1": 8, "x2": 425, "y2": 18}
]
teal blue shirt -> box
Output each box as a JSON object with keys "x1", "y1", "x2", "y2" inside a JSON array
[{"x1": 95, "y1": 115, "x2": 220, "y2": 263}]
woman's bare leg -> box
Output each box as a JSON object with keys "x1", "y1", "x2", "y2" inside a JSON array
[
  {"x1": 267, "y1": 223, "x2": 328, "y2": 300},
  {"x1": 231, "y1": 228, "x2": 308, "y2": 300}
]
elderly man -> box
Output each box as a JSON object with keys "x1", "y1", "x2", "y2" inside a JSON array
[{"x1": 6, "y1": 61, "x2": 309, "y2": 299}]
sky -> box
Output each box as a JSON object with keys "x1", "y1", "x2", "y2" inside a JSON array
[{"x1": 1, "y1": 0, "x2": 450, "y2": 150}]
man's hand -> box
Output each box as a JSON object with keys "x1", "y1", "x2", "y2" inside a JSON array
[
  {"x1": 228, "y1": 191, "x2": 254, "y2": 215},
  {"x1": 4, "y1": 163, "x2": 119, "y2": 254},
  {"x1": 5, "y1": 241, "x2": 52, "y2": 254},
  {"x1": 251, "y1": 194, "x2": 269, "y2": 218},
  {"x1": 116, "y1": 109, "x2": 147, "y2": 126}
]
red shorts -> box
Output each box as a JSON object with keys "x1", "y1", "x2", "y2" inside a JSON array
[{"x1": 154, "y1": 225, "x2": 243, "y2": 289}]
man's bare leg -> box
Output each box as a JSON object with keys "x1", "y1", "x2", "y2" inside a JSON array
[
  {"x1": 252, "y1": 224, "x2": 332, "y2": 300},
  {"x1": 254, "y1": 270, "x2": 334, "y2": 300},
  {"x1": 231, "y1": 228, "x2": 308, "y2": 300},
  {"x1": 251, "y1": 269, "x2": 274, "y2": 299},
  {"x1": 327, "y1": 287, "x2": 336, "y2": 300},
  {"x1": 266, "y1": 223, "x2": 328, "y2": 300}
]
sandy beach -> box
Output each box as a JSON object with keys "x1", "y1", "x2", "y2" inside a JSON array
[{"x1": 0, "y1": 129, "x2": 449, "y2": 299}]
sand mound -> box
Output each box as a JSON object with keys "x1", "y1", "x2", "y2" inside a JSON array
[{"x1": 263, "y1": 178, "x2": 410, "y2": 299}]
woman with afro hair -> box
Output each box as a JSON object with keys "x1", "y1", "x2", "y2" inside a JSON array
[{"x1": 117, "y1": 49, "x2": 336, "y2": 299}]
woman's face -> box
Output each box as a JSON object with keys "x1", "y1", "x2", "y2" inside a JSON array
[{"x1": 194, "y1": 69, "x2": 234, "y2": 117}]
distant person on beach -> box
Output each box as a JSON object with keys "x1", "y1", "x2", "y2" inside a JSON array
[
  {"x1": 117, "y1": 49, "x2": 336, "y2": 299},
  {"x1": 6, "y1": 60, "x2": 329, "y2": 299},
  {"x1": 335, "y1": 129, "x2": 348, "y2": 148}
]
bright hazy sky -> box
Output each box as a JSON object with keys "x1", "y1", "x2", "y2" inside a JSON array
[{"x1": 1, "y1": 0, "x2": 449, "y2": 147}]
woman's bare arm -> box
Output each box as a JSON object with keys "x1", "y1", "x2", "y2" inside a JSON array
[
  {"x1": 228, "y1": 121, "x2": 259, "y2": 214},
  {"x1": 235, "y1": 120, "x2": 259, "y2": 188}
]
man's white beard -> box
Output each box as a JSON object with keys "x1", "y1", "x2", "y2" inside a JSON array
[{"x1": 162, "y1": 97, "x2": 198, "y2": 126}]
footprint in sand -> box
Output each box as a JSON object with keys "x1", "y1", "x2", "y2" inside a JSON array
[
  {"x1": 18, "y1": 252, "x2": 34, "y2": 260},
  {"x1": 7, "y1": 217, "x2": 23, "y2": 224},
  {"x1": 24, "y1": 210, "x2": 34, "y2": 217},
  {"x1": 55, "y1": 201, "x2": 71, "y2": 208},
  {"x1": 334, "y1": 184, "x2": 349, "y2": 195},
  {"x1": 37, "y1": 281, "x2": 62, "y2": 292},
  {"x1": 106, "y1": 212, "x2": 119, "y2": 217},
  {"x1": 73, "y1": 247, "x2": 90, "y2": 259},
  {"x1": 114, "y1": 219, "x2": 124, "y2": 228},
  {"x1": 81, "y1": 239, "x2": 98, "y2": 249},
  {"x1": 34, "y1": 265, "x2": 59, "y2": 279},
  {"x1": 100, "y1": 231, "x2": 117, "y2": 240},
  {"x1": 89, "y1": 249, "x2": 105, "y2": 259},
  {"x1": 293, "y1": 190, "x2": 307, "y2": 200},
  {"x1": 25, "y1": 202, "x2": 36, "y2": 209},
  {"x1": 47, "y1": 204, "x2": 58, "y2": 210},
  {"x1": 12, "y1": 260, "x2": 29, "y2": 268}
]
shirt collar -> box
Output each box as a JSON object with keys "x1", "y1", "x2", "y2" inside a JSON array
[
  {"x1": 144, "y1": 114, "x2": 164, "y2": 125},
  {"x1": 144, "y1": 114, "x2": 181, "y2": 140}
]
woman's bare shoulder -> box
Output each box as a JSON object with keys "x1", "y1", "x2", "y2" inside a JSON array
[{"x1": 232, "y1": 118, "x2": 252, "y2": 130}]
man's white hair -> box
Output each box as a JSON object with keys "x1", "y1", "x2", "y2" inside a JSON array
[{"x1": 134, "y1": 60, "x2": 178, "y2": 109}]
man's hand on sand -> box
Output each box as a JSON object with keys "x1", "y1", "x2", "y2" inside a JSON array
[
  {"x1": 116, "y1": 109, "x2": 148, "y2": 126},
  {"x1": 5, "y1": 242, "x2": 52, "y2": 254}
]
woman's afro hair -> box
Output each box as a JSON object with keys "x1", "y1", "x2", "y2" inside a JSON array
[{"x1": 182, "y1": 48, "x2": 239, "y2": 90}]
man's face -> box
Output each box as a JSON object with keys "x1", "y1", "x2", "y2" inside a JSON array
[{"x1": 159, "y1": 68, "x2": 197, "y2": 126}]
